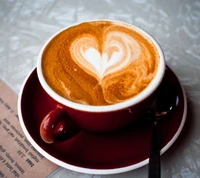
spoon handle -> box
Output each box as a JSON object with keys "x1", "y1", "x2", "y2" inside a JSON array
[{"x1": 148, "y1": 122, "x2": 161, "y2": 178}]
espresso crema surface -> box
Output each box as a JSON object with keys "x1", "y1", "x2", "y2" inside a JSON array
[{"x1": 42, "y1": 21, "x2": 160, "y2": 105}]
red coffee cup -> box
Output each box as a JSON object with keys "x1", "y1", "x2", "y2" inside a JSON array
[{"x1": 37, "y1": 20, "x2": 165, "y2": 144}]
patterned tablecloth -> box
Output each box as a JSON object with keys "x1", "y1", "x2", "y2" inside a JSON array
[{"x1": 0, "y1": 0, "x2": 200, "y2": 177}]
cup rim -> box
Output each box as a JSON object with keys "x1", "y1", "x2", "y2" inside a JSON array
[{"x1": 37, "y1": 19, "x2": 165, "y2": 113}]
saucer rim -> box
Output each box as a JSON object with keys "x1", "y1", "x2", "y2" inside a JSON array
[{"x1": 18, "y1": 66, "x2": 187, "y2": 175}]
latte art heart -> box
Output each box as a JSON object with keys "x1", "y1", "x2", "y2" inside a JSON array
[
  {"x1": 70, "y1": 32, "x2": 141, "y2": 82},
  {"x1": 42, "y1": 20, "x2": 159, "y2": 105}
]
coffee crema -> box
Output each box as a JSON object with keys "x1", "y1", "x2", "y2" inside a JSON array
[{"x1": 42, "y1": 20, "x2": 160, "y2": 105}]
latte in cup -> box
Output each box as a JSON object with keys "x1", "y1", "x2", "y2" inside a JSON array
[{"x1": 42, "y1": 20, "x2": 159, "y2": 106}]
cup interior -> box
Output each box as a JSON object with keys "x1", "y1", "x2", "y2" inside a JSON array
[{"x1": 37, "y1": 20, "x2": 165, "y2": 112}]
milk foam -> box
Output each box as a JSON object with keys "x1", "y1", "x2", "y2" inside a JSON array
[
  {"x1": 71, "y1": 31, "x2": 141, "y2": 82},
  {"x1": 42, "y1": 20, "x2": 159, "y2": 105}
]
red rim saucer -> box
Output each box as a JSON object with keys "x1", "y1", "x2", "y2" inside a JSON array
[{"x1": 18, "y1": 66, "x2": 187, "y2": 175}]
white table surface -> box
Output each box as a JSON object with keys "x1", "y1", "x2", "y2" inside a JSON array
[{"x1": 0, "y1": 0, "x2": 200, "y2": 177}]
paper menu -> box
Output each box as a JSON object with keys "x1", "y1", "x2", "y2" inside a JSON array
[{"x1": 0, "y1": 79, "x2": 58, "y2": 178}]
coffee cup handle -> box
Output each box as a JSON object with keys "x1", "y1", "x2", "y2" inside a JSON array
[{"x1": 40, "y1": 106, "x2": 80, "y2": 144}]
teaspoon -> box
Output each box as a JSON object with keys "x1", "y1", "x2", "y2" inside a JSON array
[{"x1": 148, "y1": 80, "x2": 178, "y2": 178}]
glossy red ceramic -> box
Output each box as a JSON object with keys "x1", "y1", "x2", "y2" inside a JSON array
[{"x1": 18, "y1": 66, "x2": 187, "y2": 174}]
